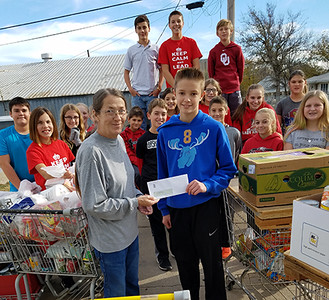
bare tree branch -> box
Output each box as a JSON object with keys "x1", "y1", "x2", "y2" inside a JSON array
[{"x1": 238, "y1": 3, "x2": 311, "y2": 101}]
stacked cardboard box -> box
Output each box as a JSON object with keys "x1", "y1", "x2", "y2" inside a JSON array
[
  {"x1": 237, "y1": 147, "x2": 329, "y2": 229},
  {"x1": 238, "y1": 147, "x2": 329, "y2": 207}
]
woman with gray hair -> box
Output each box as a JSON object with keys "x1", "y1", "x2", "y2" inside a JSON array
[{"x1": 75, "y1": 88, "x2": 158, "y2": 297}]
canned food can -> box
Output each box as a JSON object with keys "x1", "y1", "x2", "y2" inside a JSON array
[
  {"x1": 321, "y1": 185, "x2": 329, "y2": 202},
  {"x1": 320, "y1": 200, "x2": 329, "y2": 211}
]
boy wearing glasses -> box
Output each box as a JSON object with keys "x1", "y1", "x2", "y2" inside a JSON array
[
  {"x1": 124, "y1": 15, "x2": 164, "y2": 130},
  {"x1": 208, "y1": 19, "x2": 245, "y2": 115}
]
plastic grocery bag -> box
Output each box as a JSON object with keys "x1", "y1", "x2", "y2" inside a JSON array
[
  {"x1": 41, "y1": 162, "x2": 66, "y2": 177},
  {"x1": 18, "y1": 180, "x2": 42, "y2": 196}
]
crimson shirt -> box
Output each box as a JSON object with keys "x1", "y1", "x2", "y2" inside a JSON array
[
  {"x1": 158, "y1": 36, "x2": 202, "y2": 87},
  {"x1": 241, "y1": 132, "x2": 283, "y2": 154},
  {"x1": 208, "y1": 41, "x2": 244, "y2": 93},
  {"x1": 27, "y1": 139, "x2": 75, "y2": 190},
  {"x1": 232, "y1": 102, "x2": 282, "y2": 143},
  {"x1": 120, "y1": 126, "x2": 145, "y2": 174}
]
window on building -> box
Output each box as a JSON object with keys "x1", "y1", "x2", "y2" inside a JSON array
[{"x1": 320, "y1": 83, "x2": 328, "y2": 94}]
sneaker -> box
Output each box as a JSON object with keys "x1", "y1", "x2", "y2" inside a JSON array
[
  {"x1": 222, "y1": 247, "x2": 232, "y2": 259},
  {"x1": 157, "y1": 257, "x2": 172, "y2": 271}
]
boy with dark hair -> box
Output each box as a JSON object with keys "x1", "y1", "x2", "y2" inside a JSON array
[
  {"x1": 124, "y1": 14, "x2": 164, "y2": 130},
  {"x1": 157, "y1": 68, "x2": 236, "y2": 300},
  {"x1": 208, "y1": 96, "x2": 241, "y2": 260},
  {"x1": 208, "y1": 19, "x2": 245, "y2": 116},
  {"x1": 209, "y1": 96, "x2": 241, "y2": 166},
  {"x1": 136, "y1": 98, "x2": 172, "y2": 271},
  {"x1": 158, "y1": 10, "x2": 202, "y2": 88},
  {"x1": 0, "y1": 97, "x2": 34, "y2": 191},
  {"x1": 120, "y1": 106, "x2": 145, "y2": 187}
]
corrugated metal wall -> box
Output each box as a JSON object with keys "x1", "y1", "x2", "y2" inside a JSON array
[{"x1": 0, "y1": 91, "x2": 132, "y2": 125}]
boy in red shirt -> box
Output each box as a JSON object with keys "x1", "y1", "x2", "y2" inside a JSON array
[
  {"x1": 158, "y1": 10, "x2": 202, "y2": 88},
  {"x1": 120, "y1": 106, "x2": 145, "y2": 188},
  {"x1": 208, "y1": 19, "x2": 244, "y2": 115}
]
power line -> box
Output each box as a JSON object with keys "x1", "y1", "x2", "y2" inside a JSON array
[
  {"x1": 0, "y1": 0, "x2": 141, "y2": 31},
  {"x1": 156, "y1": 0, "x2": 182, "y2": 44},
  {"x1": 72, "y1": 2, "x2": 173, "y2": 58},
  {"x1": 0, "y1": 5, "x2": 184, "y2": 47}
]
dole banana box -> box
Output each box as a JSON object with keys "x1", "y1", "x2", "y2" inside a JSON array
[{"x1": 238, "y1": 147, "x2": 329, "y2": 207}]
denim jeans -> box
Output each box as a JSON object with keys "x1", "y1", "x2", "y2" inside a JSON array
[
  {"x1": 94, "y1": 237, "x2": 140, "y2": 297},
  {"x1": 132, "y1": 95, "x2": 155, "y2": 130}
]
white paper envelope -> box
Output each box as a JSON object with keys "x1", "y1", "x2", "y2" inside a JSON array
[{"x1": 147, "y1": 174, "x2": 189, "y2": 199}]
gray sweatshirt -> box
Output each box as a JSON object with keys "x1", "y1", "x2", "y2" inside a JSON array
[{"x1": 76, "y1": 132, "x2": 141, "y2": 253}]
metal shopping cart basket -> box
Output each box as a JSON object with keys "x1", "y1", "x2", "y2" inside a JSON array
[
  {"x1": 223, "y1": 189, "x2": 297, "y2": 299},
  {"x1": 292, "y1": 280, "x2": 329, "y2": 300},
  {"x1": 0, "y1": 206, "x2": 102, "y2": 300},
  {"x1": 284, "y1": 250, "x2": 329, "y2": 300}
]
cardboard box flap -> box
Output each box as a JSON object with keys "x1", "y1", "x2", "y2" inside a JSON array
[{"x1": 239, "y1": 147, "x2": 329, "y2": 175}]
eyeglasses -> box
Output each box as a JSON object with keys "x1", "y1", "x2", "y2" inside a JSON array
[
  {"x1": 205, "y1": 88, "x2": 217, "y2": 94},
  {"x1": 103, "y1": 109, "x2": 127, "y2": 117},
  {"x1": 64, "y1": 116, "x2": 79, "y2": 121}
]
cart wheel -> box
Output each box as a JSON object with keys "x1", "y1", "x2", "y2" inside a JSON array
[
  {"x1": 225, "y1": 276, "x2": 235, "y2": 291},
  {"x1": 227, "y1": 280, "x2": 235, "y2": 291}
]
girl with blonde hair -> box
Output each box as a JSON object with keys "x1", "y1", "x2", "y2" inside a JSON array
[
  {"x1": 284, "y1": 90, "x2": 329, "y2": 149},
  {"x1": 241, "y1": 108, "x2": 283, "y2": 153}
]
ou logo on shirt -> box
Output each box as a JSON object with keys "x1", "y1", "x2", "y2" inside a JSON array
[{"x1": 220, "y1": 53, "x2": 230, "y2": 66}]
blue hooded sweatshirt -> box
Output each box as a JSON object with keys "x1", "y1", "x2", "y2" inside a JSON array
[{"x1": 157, "y1": 111, "x2": 237, "y2": 216}]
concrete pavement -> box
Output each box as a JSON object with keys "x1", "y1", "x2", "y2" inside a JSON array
[{"x1": 137, "y1": 213, "x2": 250, "y2": 300}]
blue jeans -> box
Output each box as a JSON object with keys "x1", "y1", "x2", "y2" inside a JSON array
[
  {"x1": 94, "y1": 237, "x2": 140, "y2": 297},
  {"x1": 132, "y1": 95, "x2": 155, "y2": 130}
]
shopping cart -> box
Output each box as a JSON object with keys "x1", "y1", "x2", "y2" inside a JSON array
[
  {"x1": 0, "y1": 206, "x2": 101, "y2": 300},
  {"x1": 292, "y1": 280, "x2": 329, "y2": 300},
  {"x1": 223, "y1": 188, "x2": 297, "y2": 299},
  {"x1": 284, "y1": 250, "x2": 329, "y2": 300}
]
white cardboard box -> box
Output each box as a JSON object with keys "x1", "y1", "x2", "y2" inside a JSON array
[{"x1": 290, "y1": 199, "x2": 329, "y2": 275}]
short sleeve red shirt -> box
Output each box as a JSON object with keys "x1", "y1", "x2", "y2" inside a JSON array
[
  {"x1": 26, "y1": 139, "x2": 75, "y2": 190},
  {"x1": 158, "y1": 36, "x2": 202, "y2": 87}
]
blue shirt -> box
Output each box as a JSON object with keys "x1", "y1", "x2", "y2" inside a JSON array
[{"x1": 0, "y1": 125, "x2": 34, "y2": 191}]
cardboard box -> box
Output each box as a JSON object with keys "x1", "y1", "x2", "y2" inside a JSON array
[
  {"x1": 238, "y1": 147, "x2": 329, "y2": 207},
  {"x1": 290, "y1": 194, "x2": 329, "y2": 276}
]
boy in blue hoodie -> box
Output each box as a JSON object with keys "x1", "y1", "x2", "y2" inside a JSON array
[{"x1": 157, "y1": 68, "x2": 236, "y2": 300}]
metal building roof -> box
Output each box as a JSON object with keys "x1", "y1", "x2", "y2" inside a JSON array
[
  {"x1": 0, "y1": 54, "x2": 127, "y2": 101},
  {"x1": 307, "y1": 72, "x2": 329, "y2": 84},
  {"x1": 258, "y1": 75, "x2": 286, "y2": 93}
]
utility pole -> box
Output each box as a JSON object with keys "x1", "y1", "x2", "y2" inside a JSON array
[{"x1": 227, "y1": 0, "x2": 235, "y2": 41}]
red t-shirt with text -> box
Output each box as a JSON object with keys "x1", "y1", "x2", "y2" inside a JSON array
[
  {"x1": 158, "y1": 36, "x2": 202, "y2": 87},
  {"x1": 27, "y1": 139, "x2": 75, "y2": 190}
]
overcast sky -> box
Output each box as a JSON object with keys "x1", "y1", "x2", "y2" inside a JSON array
[{"x1": 0, "y1": 0, "x2": 328, "y2": 65}]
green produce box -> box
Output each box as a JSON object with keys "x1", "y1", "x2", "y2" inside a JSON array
[{"x1": 238, "y1": 147, "x2": 329, "y2": 207}]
